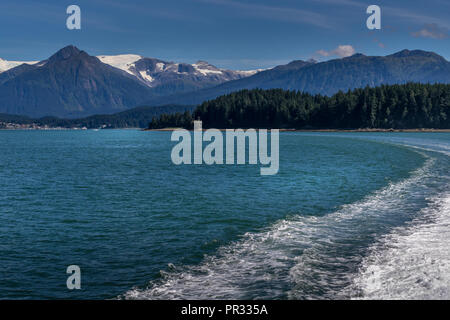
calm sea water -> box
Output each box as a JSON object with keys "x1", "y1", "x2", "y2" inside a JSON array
[{"x1": 0, "y1": 130, "x2": 449, "y2": 299}]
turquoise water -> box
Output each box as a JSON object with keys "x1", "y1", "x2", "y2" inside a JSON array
[{"x1": 0, "y1": 130, "x2": 449, "y2": 299}]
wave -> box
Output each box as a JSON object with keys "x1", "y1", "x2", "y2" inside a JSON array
[
  {"x1": 121, "y1": 135, "x2": 450, "y2": 300},
  {"x1": 350, "y1": 137, "x2": 450, "y2": 300},
  {"x1": 351, "y1": 191, "x2": 450, "y2": 299}
]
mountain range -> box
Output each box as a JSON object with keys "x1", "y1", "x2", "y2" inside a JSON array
[
  {"x1": 0, "y1": 46, "x2": 259, "y2": 117},
  {"x1": 97, "y1": 54, "x2": 259, "y2": 91},
  {"x1": 0, "y1": 46, "x2": 154, "y2": 118},
  {"x1": 143, "y1": 50, "x2": 450, "y2": 106},
  {"x1": 0, "y1": 46, "x2": 449, "y2": 118}
]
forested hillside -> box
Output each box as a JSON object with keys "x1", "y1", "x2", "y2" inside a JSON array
[{"x1": 148, "y1": 83, "x2": 450, "y2": 129}]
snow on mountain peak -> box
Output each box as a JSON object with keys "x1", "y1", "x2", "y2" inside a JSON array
[
  {"x1": 97, "y1": 54, "x2": 143, "y2": 75},
  {"x1": 192, "y1": 61, "x2": 223, "y2": 75},
  {"x1": 94, "y1": 54, "x2": 263, "y2": 88},
  {"x1": 0, "y1": 52, "x2": 263, "y2": 91},
  {"x1": 0, "y1": 58, "x2": 39, "y2": 73}
]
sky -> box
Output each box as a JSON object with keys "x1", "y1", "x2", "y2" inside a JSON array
[{"x1": 0, "y1": 0, "x2": 448, "y2": 70}]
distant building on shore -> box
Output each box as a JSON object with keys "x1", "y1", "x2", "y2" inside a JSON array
[{"x1": 193, "y1": 120, "x2": 202, "y2": 131}]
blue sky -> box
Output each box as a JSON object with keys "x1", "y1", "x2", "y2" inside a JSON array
[{"x1": 0, "y1": 0, "x2": 448, "y2": 69}]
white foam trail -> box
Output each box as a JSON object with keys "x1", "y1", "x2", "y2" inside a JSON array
[
  {"x1": 352, "y1": 192, "x2": 450, "y2": 300},
  {"x1": 287, "y1": 155, "x2": 437, "y2": 299},
  {"x1": 121, "y1": 135, "x2": 450, "y2": 300},
  {"x1": 345, "y1": 136, "x2": 450, "y2": 299},
  {"x1": 122, "y1": 150, "x2": 436, "y2": 300}
]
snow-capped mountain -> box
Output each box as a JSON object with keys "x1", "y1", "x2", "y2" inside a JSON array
[
  {"x1": 0, "y1": 46, "x2": 263, "y2": 118},
  {"x1": 0, "y1": 46, "x2": 153, "y2": 118},
  {"x1": 0, "y1": 58, "x2": 38, "y2": 73},
  {"x1": 97, "y1": 54, "x2": 261, "y2": 88},
  {"x1": 0, "y1": 45, "x2": 449, "y2": 119},
  {"x1": 143, "y1": 49, "x2": 450, "y2": 106}
]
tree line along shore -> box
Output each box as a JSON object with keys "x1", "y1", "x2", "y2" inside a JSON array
[
  {"x1": 1, "y1": 83, "x2": 449, "y2": 131},
  {"x1": 148, "y1": 83, "x2": 450, "y2": 130}
]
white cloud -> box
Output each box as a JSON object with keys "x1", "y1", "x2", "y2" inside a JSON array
[
  {"x1": 411, "y1": 24, "x2": 449, "y2": 39},
  {"x1": 316, "y1": 45, "x2": 356, "y2": 58}
]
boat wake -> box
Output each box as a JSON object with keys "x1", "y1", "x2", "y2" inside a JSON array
[
  {"x1": 350, "y1": 137, "x2": 450, "y2": 300},
  {"x1": 121, "y1": 136, "x2": 450, "y2": 300},
  {"x1": 352, "y1": 191, "x2": 450, "y2": 299}
]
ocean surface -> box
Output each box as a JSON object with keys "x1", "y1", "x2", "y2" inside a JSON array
[{"x1": 0, "y1": 130, "x2": 449, "y2": 299}]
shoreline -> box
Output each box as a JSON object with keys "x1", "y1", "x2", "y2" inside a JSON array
[
  {"x1": 2, "y1": 127, "x2": 449, "y2": 132},
  {"x1": 144, "y1": 128, "x2": 450, "y2": 133}
]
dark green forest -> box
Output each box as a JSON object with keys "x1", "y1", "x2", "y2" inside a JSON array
[{"x1": 148, "y1": 83, "x2": 450, "y2": 129}]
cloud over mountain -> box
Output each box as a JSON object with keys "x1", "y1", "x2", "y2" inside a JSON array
[
  {"x1": 316, "y1": 45, "x2": 356, "y2": 58},
  {"x1": 411, "y1": 24, "x2": 449, "y2": 39}
]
